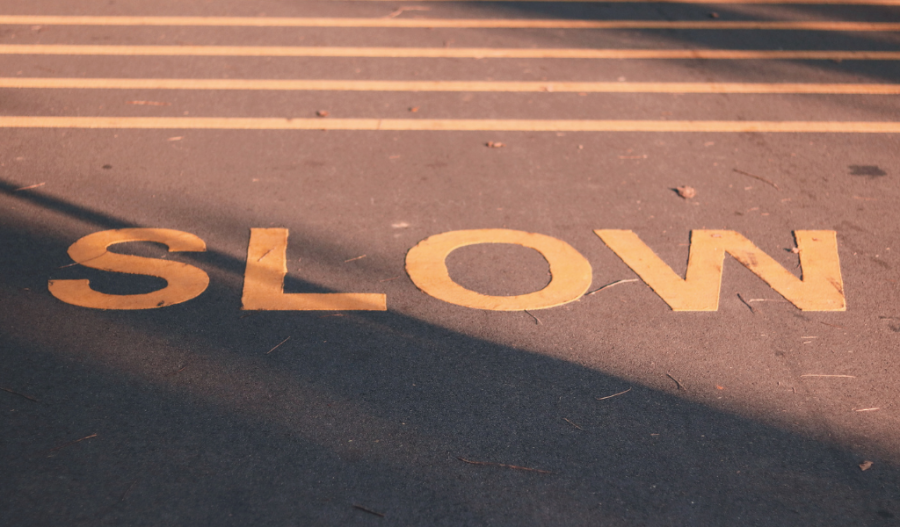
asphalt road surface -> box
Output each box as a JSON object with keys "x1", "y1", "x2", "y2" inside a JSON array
[{"x1": 1, "y1": 0, "x2": 900, "y2": 525}]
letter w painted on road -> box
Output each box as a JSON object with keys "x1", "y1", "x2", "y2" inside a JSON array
[{"x1": 594, "y1": 230, "x2": 845, "y2": 311}]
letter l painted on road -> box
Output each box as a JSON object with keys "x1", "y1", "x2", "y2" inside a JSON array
[{"x1": 241, "y1": 228, "x2": 386, "y2": 310}]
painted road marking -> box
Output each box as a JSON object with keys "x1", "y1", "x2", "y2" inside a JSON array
[
  {"x1": 595, "y1": 230, "x2": 845, "y2": 311},
  {"x1": 2, "y1": 117, "x2": 899, "y2": 133},
  {"x1": 48, "y1": 229, "x2": 209, "y2": 310},
  {"x1": 4, "y1": 78, "x2": 899, "y2": 94},
  {"x1": 49, "y1": 228, "x2": 846, "y2": 312},
  {"x1": 2, "y1": 16, "x2": 898, "y2": 31},
  {"x1": 242, "y1": 228, "x2": 386, "y2": 311},
  {"x1": 405, "y1": 229, "x2": 593, "y2": 311},
  {"x1": 323, "y1": 0, "x2": 900, "y2": 4},
  {"x1": 2, "y1": 45, "x2": 899, "y2": 60}
]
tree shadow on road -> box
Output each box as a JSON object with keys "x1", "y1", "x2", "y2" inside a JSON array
[{"x1": 1, "y1": 178, "x2": 898, "y2": 526}]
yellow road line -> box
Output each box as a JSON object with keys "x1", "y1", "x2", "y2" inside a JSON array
[
  {"x1": 312, "y1": 0, "x2": 900, "y2": 4},
  {"x1": 2, "y1": 16, "x2": 898, "y2": 31},
  {"x1": 1, "y1": 117, "x2": 898, "y2": 133},
  {"x1": 4, "y1": 78, "x2": 900, "y2": 94},
  {"x1": 2, "y1": 45, "x2": 899, "y2": 60}
]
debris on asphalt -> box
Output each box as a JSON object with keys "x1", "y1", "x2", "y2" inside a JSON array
[
  {"x1": 854, "y1": 407, "x2": 880, "y2": 412},
  {"x1": 48, "y1": 433, "x2": 98, "y2": 456},
  {"x1": 409, "y1": 106, "x2": 419, "y2": 113},
  {"x1": 458, "y1": 457, "x2": 551, "y2": 474},
  {"x1": 859, "y1": 460, "x2": 873, "y2": 471},
  {"x1": 353, "y1": 504, "x2": 385, "y2": 517},
  {"x1": 709, "y1": 12, "x2": 720, "y2": 18},
  {"x1": 168, "y1": 136, "x2": 183, "y2": 141},
  {"x1": 586, "y1": 278, "x2": 638, "y2": 296},
  {"x1": 746, "y1": 298, "x2": 788, "y2": 304},
  {"x1": 316, "y1": 110, "x2": 329, "y2": 117},
  {"x1": 13, "y1": 182, "x2": 45, "y2": 192},
  {"x1": 676, "y1": 186, "x2": 696, "y2": 199},
  {"x1": 596, "y1": 387, "x2": 631, "y2": 401},
  {"x1": 344, "y1": 254, "x2": 367, "y2": 263},
  {"x1": 119, "y1": 480, "x2": 138, "y2": 503},
  {"x1": 385, "y1": 6, "x2": 430, "y2": 18},
  {"x1": 716, "y1": 385, "x2": 725, "y2": 390},
  {"x1": 265, "y1": 336, "x2": 291, "y2": 355},
  {"x1": 563, "y1": 417, "x2": 583, "y2": 430},
  {"x1": 848, "y1": 165, "x2": 887, "y2": 177},
  {"x1": 486, "y1": 141, "x2": 505, "y2": 148},
  {"x1": 126, "y1": 100, "x2": 170, "y2": 106},
  {"x1": 666, "y1": 372, "x2": 686, "y2": 391},
  {"x1": 1, "y1": 386, "x2": 39, "y2": 402},
  {"x1": 524, "y1": 310, "x2": 541, "y2": 325},
  {"x1": 800, "y1": 374, "x2": 856, "y2": 378},
  {"x1": 737, "y1": 293, "x2": 757, "y2": 313},
  {"x1": 733, "y1": 168, "x2": 780, "y2": 190}
]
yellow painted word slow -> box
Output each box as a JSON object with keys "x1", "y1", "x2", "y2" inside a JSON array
[{"x1": 48, "y1": 228, "x2": 846, "y2": 312}]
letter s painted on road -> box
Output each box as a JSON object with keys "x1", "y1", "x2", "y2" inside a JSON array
[{"x1": 48, "y1": 228, "x2": 209, "y2": 310}]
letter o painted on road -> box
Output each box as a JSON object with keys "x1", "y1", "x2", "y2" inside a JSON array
[{"x1": 405, "y1": 229, "x2": 593, "y2": 311}]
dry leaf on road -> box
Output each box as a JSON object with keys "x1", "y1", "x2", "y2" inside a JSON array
[{"x1": 676, "y1": 186, "x2": 697, "y2": 199}]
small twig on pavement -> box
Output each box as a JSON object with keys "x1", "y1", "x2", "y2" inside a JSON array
[
  {"x1": 265, "y1": 336, "x2": 291, "y2": 354},
  {"x1": 458, "y1": 457, "x2": 551, "y2": 474},
  {"x1": 524, "y1": 310, "x2": 541, "y2": 325},
  {"x1": 800, "y1": 374, "x2": 856, "y2": 378},
  {"x1": 344, "y1": 255, "x2": 367, "y2": 263},
  {"x1": 586, "y1": 278, "x2": 638, "y2": 296},
  {"x1": 563, "y1": 417, "x2": 583, "y2": 430},
  {"x1": 120, "y1": 480, "x2": 138, "y2": 502},
  {"x1": 48, "y1": 433, "x2": 97, "y2": 456},
  {"x1": 58, "y1": 254, "x2": 103, "y2": 269},
  {"x1": 1, "y1": 387, "x2": 39, "y2": 402},
  {"x1": 14, "y1": 182, "x2": 46, "y2": 192},
  {"x1": 384, "y1": 6, "x2": 430, "y2": 18},
  {"x1": 596, "y1": 387, "x2": 631, "y2": 401},
  {"x1": 666, "y1": 372, "x2": 686, "y2": 391},
  {"x1": 734, "y1": 168, "x2": 780, "y2": 190},
  {"x1": 353, "y1": 504, "x2": 385, "y2": 517},
  {"x1": 737, "y1": 293, "x2": 756, "y2": 313}
]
